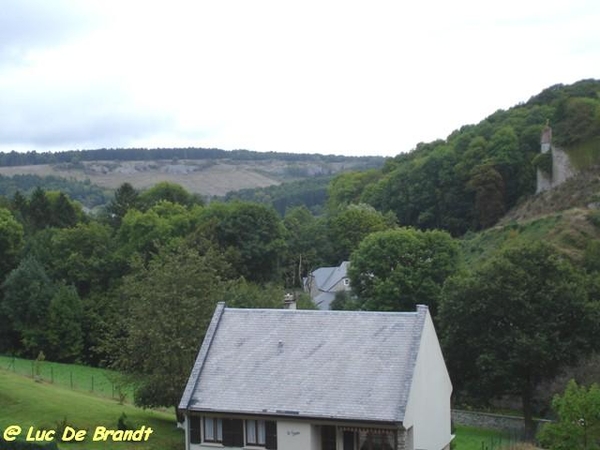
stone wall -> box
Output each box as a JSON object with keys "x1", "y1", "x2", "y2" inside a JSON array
[
  {"x1": 536, "y1": 145, "x2": 578, "y2": 193},
  {"x1": 452, "y1": 409, "x2": 552, "y2": 436},
  {"x1": 551, "y1": 146, "x2": 577, "y2": 186}
]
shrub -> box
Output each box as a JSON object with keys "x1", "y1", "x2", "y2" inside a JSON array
[
  {"x1": 537, "y1": 380, "x2": 600, "y2": 449},
  {"x1": 117, "y1": 412, "x2": 135, "y2": 431},
  {"x1": 532, "y1": 151, "x2": 553, "y2": 175}
]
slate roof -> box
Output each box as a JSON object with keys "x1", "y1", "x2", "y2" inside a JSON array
[
  {"x1": 313, "y1": 291, "x2": 336, "y2": 310},
  {"x1": 311, "y1": 261, "x2": 350, "y2": 292},
  {"x1": 179, "y1": 304, "x2": 428, "y2": 424}
]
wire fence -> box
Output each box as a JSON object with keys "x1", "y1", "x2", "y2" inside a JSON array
[
  {"x1": 477, "y1": 432, "x2": 534, "y2": 450},
  {"x1": 0, "y1": 355, "x2": 133, "y2": 402}
]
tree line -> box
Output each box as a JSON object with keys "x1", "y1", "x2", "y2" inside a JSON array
[{"x1": 0, "y1": 147, "x2": 384, "y2": 168}]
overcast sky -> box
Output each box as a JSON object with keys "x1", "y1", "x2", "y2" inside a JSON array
[{"x1": 0, "y1": 1, "x2": 598, "y2": 157}]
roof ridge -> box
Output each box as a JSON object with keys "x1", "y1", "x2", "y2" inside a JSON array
[{"x1": 223, "y1": 306, "x2": 420, "y2": 316}]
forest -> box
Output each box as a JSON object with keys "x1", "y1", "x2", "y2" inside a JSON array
[{"x1": 1, "y1": 79, "x2": 599, "y2": 444}]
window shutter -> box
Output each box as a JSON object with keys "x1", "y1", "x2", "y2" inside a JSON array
[
  {"x1": 189, "y1": 416, "x2": 201, "y2": 444},
  {"x1": 321, "y1": 425, "x2": 336, "y2": 450},
  {"x1": 222, "y1": 418, "x2": 244, "y2": 447},
  {"x1": 265, "y1": 420, "x2": 277, "y2": 449},
  {"x1": 343, "y1": 430, "x2": 355, "y2": 450}
]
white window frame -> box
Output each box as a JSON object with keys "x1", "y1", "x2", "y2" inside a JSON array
[
  {"x1": 203, "y1": 416, "x2": 223, "y2": 444},
  {"x1": 245, "y1": 419, "x2": 266, "y2": 447}
]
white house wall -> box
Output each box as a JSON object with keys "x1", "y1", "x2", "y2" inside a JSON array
[
  {"x1": 403, "y1": 312, "x2": 453, "y2": 450},
  {"x1": 277, "y1": 420, "x2": 318, "y2": 450}
]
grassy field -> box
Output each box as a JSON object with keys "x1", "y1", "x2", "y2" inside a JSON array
[
  {"x1": 453, "y1": 425, "x2": 517, "y2": 450},
  {"x1": 0, "y1": 355, "x2": 133, "y2": 401},
  {"x1": 1, "y1": 360, "x2": 517, "y2": 450},
  {"x1": 0, "y1": 369, "x2": 182, "y2": 450}
]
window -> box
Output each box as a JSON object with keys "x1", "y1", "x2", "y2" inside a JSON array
[
  {"x1": 341, "y1": 429, "x2": 396, "y2": 450},
  {"x1": 246, "y1": 419, "x2": 266, "y2": 446},
  {"x1": 245, "y1": 420, "x2": 277, "y2": 449},
  {"x1": 203, "y1": 417, "x2": 223, "y2": 443},
  {"x1": 343, "y1": 278, "x2": 350, "y2": 286}
]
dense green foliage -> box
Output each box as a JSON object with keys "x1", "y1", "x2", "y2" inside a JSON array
[
  {"x1": 346, "y1": 228, "x2": 458, "y2": 315},
  {"x1": 537, "y1": 380, "x2": 600, "y2": 449},
  {"x1": 225, "y1": 176, "x2": 331, "y2": 215},
  {"x1": 0, "y1": 207, "x2": 23, "y2": 280},
  {"x1": 105, "y1": 243, "x2": 229, "y2": 411},
  {"x1": 440, "y1": 242, "x2": 599, "y2": 436},
  {"x1": 0, "y1": 174, "x2": 111, "y2": 208}
]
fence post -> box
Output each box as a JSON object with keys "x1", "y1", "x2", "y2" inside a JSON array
[
  {"x1": 51, "y1": 366, "x2": 54, "y2": 384},
  {"x1": 92, "y1": 375, "x2": 94, "y2": 392},
  {"x1": 70, "y1": 371, "x2": 73, "y2": 389},
  {"x1": 31, "y1": 361, "x2": 34, "y2": 379}
]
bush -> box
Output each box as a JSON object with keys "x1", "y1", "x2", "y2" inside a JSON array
[
  {"x1": 588, "y1": 210, "x2": 600, "y2": 229},
  {"x1": 532, "y1": 151, "x2": 553, "y2": 175},
  {"x1": 537, "y1": 380, "x2": 600, "y2": 449},
  {"x1": 117, "y1": 412, "x2": 135, "y2": 431}
]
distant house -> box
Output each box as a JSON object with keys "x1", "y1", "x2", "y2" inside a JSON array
[
  {"x1": 179, "y1": 303, "x2": 453, "y2": 450},
  {"x1": 303, "y1": 261, "x2": 351, "y2": 310}
]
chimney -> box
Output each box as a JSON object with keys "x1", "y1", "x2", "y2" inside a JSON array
[{"x1": 283, "y1": 293, "x2": 297, "y2": 310}]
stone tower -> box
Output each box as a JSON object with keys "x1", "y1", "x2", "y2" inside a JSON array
[
  {"x1": 536, "y1": 123, "x2": 553, "y2": 193},
  {"x1": 536, "y1": 122, "x2": 577, "y2": 194}
]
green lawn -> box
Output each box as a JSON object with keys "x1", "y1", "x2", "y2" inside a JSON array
[
  {"x1": 0, "y1": 369, "x2": 183, "y2": 450},
  {"x1": 453, "y1": 425, "x2": 515, "y2": 450},
  {"x1": 0, "y1": 355, "x2": 133, "y2": 401}
]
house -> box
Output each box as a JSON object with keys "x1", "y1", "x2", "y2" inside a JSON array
[
  {"x1": 303, "y1": 261, "x2": 351, "y2": 310},
  {"x1": 178, "y1": 303, "x2": 453, "y2": 450}
]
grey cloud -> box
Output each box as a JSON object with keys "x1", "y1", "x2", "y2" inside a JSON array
[
  {"x1": 0, "y1": 83, "x2": 174, "y2": 150},
  {"x1": 0, "y1": 1, "x2": 99, "y2": 67}
]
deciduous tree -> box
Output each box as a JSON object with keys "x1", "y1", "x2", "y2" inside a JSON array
[
  {"x1": 328, "y1": 203, "x2": 392, "y2": 262},
  {"x1": 46, "y1": 283, "x2": 84, "y2": 362},
  {"x1": 106, "y1": 243, "x2": 229, "y2": 413},
  {"x1": 0, "y1": 256, "x2": 55, "y2": 356},
  {"x1": 0, "y1": 207, "x2": 24, "y2": 282},
  {"x1": 348, "y1": 227, "x2": 458, "y2": 315},
  {"x1": 439, "y1": 242, "x2": 599, "y2": 437}
]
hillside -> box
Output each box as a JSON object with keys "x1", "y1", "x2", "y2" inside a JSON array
[
  {"x1": 0, "y1": 156, "x2": 383, "y2": 198},
  {"x1": 500, "y1": 166, "x2": 600, "y2": 223},
  {"x1": 461, "y1": 166, "x2": 600, "y2": 269},
  {"x1": 325, "y1": 79, "x2": 600, "y2": 236}
]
